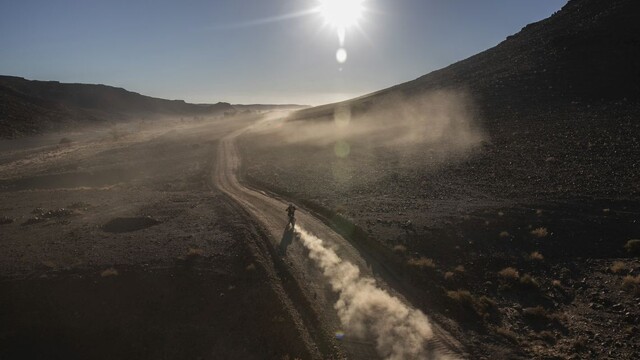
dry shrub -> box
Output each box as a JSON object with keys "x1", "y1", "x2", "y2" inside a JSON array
[
  {"x1": 101, "y1": 268, "x2": 119, "y2": 277},
  {"x1": 610, "y1": 261, "x2": 627, "y2": 274},
  {"x1": 552, "y1": 279, "x2": 562, "y2": 288},
  {"x1": 447, "y1": 290, "x2": 496, "y2": 320},
  {"x1": 187, "y1": 247, "x2": 205, "y2": 257},
  {"x1": 622, "y1": 275, "x2": 640, "y2": 294},
  {"x1": 531, "y1": 227, "x2": 549, "y2": 238},
  {"x1": 246, "y1": 263, "x2": 256, "y2": 271},
  {"x1": 393, "y1": 244, "x2": 407, "y2": 253},
  {"x1": 624, "y1": 239, "x2": 640, "y2": 255},
  {"x1": 495, "y1": 327, "x2": 518, "y2": 344},
  {"x1": 522, "y1": 306, "x2": 550, "y2": 322},
  {"x1": 529, "y1": 251, "x2": 544, "y2": 261},
  {"x1": 41, "y1": 260, "x2": 57, "y2": 269},
  {"x1": 539, "y1": 330, "x2": 556, "y2": 344},
  {"x1": 454, "y1": 265, "x2": 465, "y2": 273},
  {"x1": 519, "y1": 274, "x2": 540, "y2": 290},
  {"x1": 498, "y1": 267, "x2": 520, "y2": 280},
  {"x1": 444, "y1": 271, "x2": 455, "y2": 280},
  {"x1": 408, "y1": 256, "x2": 436, "y2": 269},
  {"x1": 499, "y1": 231, "x2": 510, "y2": 238}
]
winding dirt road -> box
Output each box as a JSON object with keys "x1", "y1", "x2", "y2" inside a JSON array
[{"x1": 214, "y1": 125, "x2": 464, "y2": 359}]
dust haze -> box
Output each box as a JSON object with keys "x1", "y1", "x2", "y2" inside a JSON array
[{"x1": 252, "y1": 90, "x2": 485, "y2": 164}]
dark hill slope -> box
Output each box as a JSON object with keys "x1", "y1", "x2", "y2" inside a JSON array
[
  {"x1": 0, "y1": 76, "x2": 233, "y2": 138},
  {"x1": 293, "y1": 0, "x2": 640, "y2": 120}
]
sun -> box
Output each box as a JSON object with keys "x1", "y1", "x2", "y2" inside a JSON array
[{"x1": 318, "y1": 0, "x2": 365, "y2": 30}]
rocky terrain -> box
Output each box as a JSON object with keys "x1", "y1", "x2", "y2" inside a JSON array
[
  {"x1": 0, "y1": 116, "x2": 317, "y2": 359},
  {"x1": 238, "y1": 0, "x2": 640, "y2": 358}
]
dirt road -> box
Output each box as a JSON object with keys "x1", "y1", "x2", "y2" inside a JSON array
[{"x1": 214, "y1": 125, "x2": 466, "y2": 359}]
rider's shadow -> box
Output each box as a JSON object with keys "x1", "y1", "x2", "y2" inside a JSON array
[{"x1": 279, "y1": 227, "x2": 295, "y2": 256}]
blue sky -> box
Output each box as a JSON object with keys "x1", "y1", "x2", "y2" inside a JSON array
[{"x1": 0, "y1": 0, "x2": 566, "y2": 105}]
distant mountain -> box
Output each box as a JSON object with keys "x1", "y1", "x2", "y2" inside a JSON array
[
  {"x1": 292, "y1": 0, "x2": 640, "y2": 120},
  {"x1": 0, "y1": 76, "x2": 233, "y2": 138},
  {"x1": 232, "y1": 104, "x2": 309, "y2": 112}
]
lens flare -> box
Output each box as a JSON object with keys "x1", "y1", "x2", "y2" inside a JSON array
[{"x1": 336, "y1": 48, "x2": 348, "y2": 63}]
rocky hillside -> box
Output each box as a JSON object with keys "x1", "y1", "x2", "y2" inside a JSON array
[{"x1": 0, "y1": 76, "x2": 233, "y2": 138}]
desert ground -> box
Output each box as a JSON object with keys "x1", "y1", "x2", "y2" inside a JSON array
[
  {"x1": 0, "y1": 115, "x2": 322, "y2": 359},
  {"x1": 238, "y1": 101, "x2": 640, "y2": 359},
  {"x1": 1, "y1": 106, "x2": 639, "y2": 359}
]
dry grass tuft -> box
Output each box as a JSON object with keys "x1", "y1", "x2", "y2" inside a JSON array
[
  {"x1": 498, "y1": 267, "x2": 520, "y2": 280},
  {"x1": 495, "y1": 327, "x2": 519, "y2": 344},
  {"x1": 447, "y1": 290, "x2": 496, "y2": 320},
  {"x1": 408, "y1": 256, "x2": 436, "y2": 269},
  {"x1": 624, "y1": 239, "x2": 640, "y2": 255},
  {"x1": 519, "y1": 274, "x2": 540, "y2": 290},
  {"x1": 610, "y1": 261, "x2": 627, "y2": 274},
  {"x1": 539, "y1": 330, "x2": 556, "y2": 344},
  {"x1": 392, "y1": 244, "x2": 407, "y2": 253},
  {"x1": 531, "y1": 227, "x2": 549, "y2": 238},
  {"x1": 454, "y1": 265, "x2": 465, "y2": 273},
  {"x1": 522, "y1": 306, "x2": 551, "y2": 322},
  {"x1": 552, "y1": 279, "x2": 562, "y2": 288},
  {"x1": 101, "y1": 268, "x2": 119, "y2": 277},
  {"x1": 499, "y1": 231, "x2": 510, "y2": 238},
  {"x1": 444, "y1": 271, "x2": 455, "y2": 280},
  {"x1": 246, "y1": 263, "x2": 256, "y2": 271},
  {"x1": 187, "y1": 247, "x2": 205, "y2": 257},
  {"x1": 529, "y1": 251, "x2": 544, "y2": 261},
  {"x1": 622, "y1": 275, "x2": 640, "y2": 294}
]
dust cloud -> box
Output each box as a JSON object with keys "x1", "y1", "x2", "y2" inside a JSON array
[
  {"x1": 297, "y1": 226, "x2": 454, "y2": 360},
  {"x1": 257, "y1": 90, "x2": 485, "y2": 157}
]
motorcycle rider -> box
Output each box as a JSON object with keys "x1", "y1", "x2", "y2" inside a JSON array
[{"x1": 286, "y1": 203, "x2": 296, "y2": 230}]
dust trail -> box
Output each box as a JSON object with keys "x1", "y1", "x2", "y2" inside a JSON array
[{"x1": 297, "y1": 226, "x2": 445, "y2": 360}]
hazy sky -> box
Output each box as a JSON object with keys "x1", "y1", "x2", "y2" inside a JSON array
[{"x1": 0, "y1": 0, "x2": 566, "y2": 105}]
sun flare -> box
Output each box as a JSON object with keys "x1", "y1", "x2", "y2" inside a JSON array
[{"x1": 318, "y1": 0, "x2": 365, "y2": 29}]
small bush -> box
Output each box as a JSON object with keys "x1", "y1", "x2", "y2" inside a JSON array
[
  {"x1": 499, "y1": 231, "x2": 510, "y2": 238},
  {"x1": 454, "y1": 265, "x2": 465, "y2": 273},
  {"x1": 529, "y1": 251, "x2": 544, "y2": 261},
  {"x1": 622, "y1": 275, "x2": 640, "y2": 294},
  {"x1": 624, "y1": 239, "x2": 640, "y2": 255},
  {"x1": 519, "y1": 274, "x2": 540, "y2": 290},
  {"x1": 187, "y1": 248, "x2": 205, "y2": 257},
  {"x1": 531, "y1": 227, "x2": 549, "y2": 238},
  {"x1": 101, "y1": 268, "x2": 119, "y2": 277},
  {"x1": 522, "y1": 306, "x2": 550, "y2": 322},
  {"x1": 447, "y1": 290, "x2": 496, "y2": 320},
  {"x1": 539, "y1": 330, "x2": 556, "y2": 344},
  {"x1": 610, "y1": 261, "x2": 627, "y2": 274},
  {"x1": 408, "y1": 256, "x2": 436, "y2": 269},
  {"x1": 498, "y1": 267, "x2": 520, "y2": 280},
  {"x1": 495, "y1": 327, "x2": 518, "y2": 344},
  {"x1": 444, "y1": 271, "x2": 455, "y2": 280},
  {"x1": 552, "y1": 279, "x2": 562, "y2": 288},
  {"x1": 393, "y1": 244, "x2": 407, "y2": 253}
]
